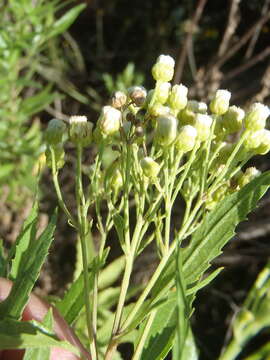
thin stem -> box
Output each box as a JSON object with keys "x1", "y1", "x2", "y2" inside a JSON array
[
  {"x1": 50, "y1": 147, "x2": 76, "y2": 227},
  {"x1": 132, "y1": 310, "x2": 157, "y2": 360}
]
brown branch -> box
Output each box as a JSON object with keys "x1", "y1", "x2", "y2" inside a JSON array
[
  {"x1": 218, "y1": 0, "x2": 241, "y2": 57},
  {"x1": 245, "y1": 0, "x2": 270, "y2": 59},
  {"x1": 224, "y1": 46, "x2": 270, "y2": 81},
  {"x1": 216, "y1": 10, "x2": 270, "y2": 68},
  {"x1": 173, "y1": 0, "x2": 208, "y2": 84}
]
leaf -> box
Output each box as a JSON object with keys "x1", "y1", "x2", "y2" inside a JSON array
[
  {"x1": 48, "y1": 4, "x2": 86, "y2": 39},
  {"x1": 0, "y1": 318, "x2": 79, "y2": 356},
  {"x1": 186, "y1": 267, "x2": 224, "y2": 296},
  {"x1": 9, "y1": 203, "x2": 38, "y2": 281},
  {"x1": 98, "y1": 255, "x2": 125, "y2": 290},
  {"x1": 0, "y1": 239, "x2": 6, "y2": 277},
  {"x1": 182, "y1": 171, "x2": 270, "y2": 285},
  {"x1": 0, "y1": 210, "x2": 57, "y2": 320},
  {"x1": 23, "y1": 309, "x2": 53, "y2": 360},
  {"x1": 139, "y1": 293, "x2": 176, "y2": 360},
  {"x1": 21, "y1": 86, "x2": 56, "y2": 117},
  {"x1": 112, "y1": 213, "x2": 125, "y2": 251}
]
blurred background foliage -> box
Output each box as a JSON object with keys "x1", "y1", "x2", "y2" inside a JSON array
[{"x1": 1, "y1": 1, "x2": 270, "y2": 359}]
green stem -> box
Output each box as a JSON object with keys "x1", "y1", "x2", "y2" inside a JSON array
[
  {"x1": 219, "y1": 338, "x2": 242, "y2": 360},
  {"x1": 132, "y1": 310, "x2": 157, "y2": 360}
]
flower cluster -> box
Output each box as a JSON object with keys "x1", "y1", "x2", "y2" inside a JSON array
[{"x1": 45, "y1": 54, "x2": 270, "y2": 210}]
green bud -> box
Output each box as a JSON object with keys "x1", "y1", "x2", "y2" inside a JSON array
[
  {"x1": 155, "y1": 115, "x2": 177, "y2": 146},
  {"x1": 175, "y1": 125, "x2": 197, "y2": 153},
  {"x1": 98, "y1": 106, "x2": 122, "y2": 136},
  {"x1": 152, "y1": 54, "x2": 175, "y2": 82},
  {"x1": 168, "y1": 84, "x2": 188, "y2": 110},
  {"x1": 45, "y1": 118, "x2": 66, "y2": 145},
  {"x1": 210, "y1": 89, "x2": 231, "y2": 115},
  {"x1": 244, "y1": 102, "x2": 270, "y2": 131},
  {"x1": 222, "y1": 105, "x2": 245, "y2": 134},
  {"x1": 178, "y1": 108, "x2": 196, "y2": 126},
  {"x1": 69, "y1": 116, "x2": 93, "y2": 147},
  {"x1": 254, "y1": 129, "x2": 270, "y2": 155},
  {"x1": 148, "y1": 103, "x2": 171, "y2": 117},
  {"x1": 140, "y1": 156, "x2": 160, "y2": 178},
  {"x1": 194, "y1": 114, "x2": 212, "y2": 141},
  {"x1": 111, "y1": 91, "x2": 127, "y2": 109},
  {"x1": 238, "y1": 167, "x2": 261, "y2": 188},
  {"x1": 128, "y1": 86, "x2": 147, "y2": 107},
  {"x1": 206, "y1": 183, "x2": 229, "y2": 210},
  {"x1": 244, "y1": 129, "x2": 270, "y2": 154},
  {"x1": 155, "y1": 82, "x2": 171, "y2": 104},
  {"x1": 45, "y1": 144, "x2": 65, "y2": 170}
]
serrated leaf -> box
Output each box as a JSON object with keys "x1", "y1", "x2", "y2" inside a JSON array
[
  {"x1": 48, "y1": 4, "x2": 86, "y2": 39},
  {"x1": 0, "y1": 318, "x2": 79, "y2": 356},
  {"x1": 9, "y1": 203, "x2": 38, "y2": 281},
  {"x1": 182, "y1": 171, "x2": 270, "y2": 285},
  {"x1": 139, "y1": 293, "x2": 176, "y2": 360},
  {"x1": 0, "y1": 210, "x2": 57, "y2": 319}
]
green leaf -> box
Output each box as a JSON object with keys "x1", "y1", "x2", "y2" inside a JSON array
[
  {"x1": 0, "y1": 210, "x2": 57, "y2": 320},
  {"x1": 183, "y1": 171, "x2": 270, "y2": 285},
  {"x1": 23, "y1": 309, "x2": 53, "y2": 360},
  {"x1": 0, "y1": 239, "x2": 6, "y2": 277},
  {"x1": 0, "y1": 318, "x2": 79, "y2": 356},
  {"x1": 56, "y1": 256, "x2": 104, "y2": 324},
  {"x1": 112, "y1": 214, "x2": 125, "y2": 251},
  {"x1": 139, "y1": 293, "x2": 176, "y2": 360},
  {"x1": 21, "y1": 86, "x2": 56, "y2": 117},
  {"x1": 48, "y1": 4, "x2": 86, "y2": 39},
  {"x1": 9, "y1": 203, "x2": 38, "y2": 281},
  {"x1": 98, "y1": 255, "x2": 125, "y2": 290}
]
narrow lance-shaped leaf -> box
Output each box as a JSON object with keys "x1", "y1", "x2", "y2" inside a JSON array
[{"x1": 0, "y1": 209, "x2": 57, "y2": 320}]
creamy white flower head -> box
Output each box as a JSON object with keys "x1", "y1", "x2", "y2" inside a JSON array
[
  {"x1": 244, "y1": 103, "x2": 270, "y2": 131},
  {"x1": 194, "y1": 114, "x2": 213, "y2": 141},
  {"x1": 70, "y1": 115, "x2": 87, "y2": 124},
  {"x1": 99, "y1": 106, "x2": 122, "y2": 135},
  {"x1": 175, "y1": 125, "x2": 197, "y2": 153},
  {"x1": 216, "y1": 89, "x2": 231, "y2": 102},
  {"x1": 172, "y1": 84, "x2": 188, "y2": 97},
  {"x1": 156, "y1": 55, "x2": 175, "y2": 67},
  {"x1": 197, "y1": 102, "x2": 208, "y2": 113},
  {"x1": 155, "y1": 82, "x2": 171, "y2": 104},
  {"x1": 168, "y1": 84, "x2": 188, "y2": 110}
]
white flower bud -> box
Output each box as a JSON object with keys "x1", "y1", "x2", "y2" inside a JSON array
[
  {"x1": 168, "y1": 84, "x2": 188, "y2": 110},
  {"x1": 155, "y1": 115, "x2": 177, "y2": 146},
  {"x1": 128, "y1": 86, "x2": 147, "y2": 107},
  {"x1": 98, "y1": 106, "x2": 122, "y2": 136},
  {"x1": 155, "y1": 82, "x2": 171, "y2": 104},
  {"x1": 69, "y1": 116, "x2": 93, "y2": 146},
  {"x1": 210, "y1": 89, "x2": 231, "y2": 115},
  {"x1": 140, "y1": 156, "x2": 160, "y2": 178},
  {"x1": 255, "y1": 129, "x2": 270, "y2": 155},
  {"x1": 197, "y1": 102, "x2": 208, "y2": 114},
  {"x1": 175, "y1": 125, "x2": 197, "y2": 153},
  {"x1": 152, "y1": 54, "x2": 175, "y2": 82},
  {"x1": 111, "y1": 91, "x2": 127, "y2": 109},
  {"x1": 45, "y1": 119, "x2": 66, "y2": 145},
  {"x1": 223, "y1": 105, "x2": 245, "y2": 134},
  {"x1": 244, "y1": 102, "x2": 270, "y2": 131},
  {"x1": 194, "y1": 114, "x2": 213, "y2": 141},
  {"x1": 178, "y1": 108, "x2": 196, "y2": 126}
]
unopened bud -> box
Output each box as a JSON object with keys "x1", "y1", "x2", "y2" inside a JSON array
[
  {"x1": 194, "y1": 114, "x2": 213, "y2": 141},
  {"x1": 254, "y1": 129, "x2": 270, "y2": 155},
  {"x1": 135, "y1": 126, "x2": 144, "y2": 137},
  {"x1": 110, "y1": 169, "x2": 123, "y2": 191},
  {"x1": 98, "y1": 106, "x2": 122, "y2": 136},
  {"x1": 69, "y1": 116, "x2": 93, "y2": 147},
  {"x1": 244, "y1": 129, "x2": 270, "y2": 154},
  {"x1": 244, "y1": 102, "x2": 270, "y2": 131},
  {"x1": 45, "y1": 119, "x2": 66, "y2": 145},
  {"x1": 168, "y1": 84, "x2": 188, "y2": 110},
  {"x1": 238, "y1": 167, "x2": 261, "y2": 188},
  {"x1": 128, "y1": 86, "x2": 147, "y2": 107},
  {"x1": 222, "y1": 105, "x2": 244, "y2": 134},
  {"x1": 152, "y1": 54, "x2": 175, "y2": 82},
  {"x1": 175, "y1": 125, "x2": 197, "y2": 153},
  {"x1": 155, "y1": 82, "x2": 171, "y2": 104},
  {"x1": 155, "y1": 115, "x2": 177, "y2": 146},
  {"x1": 140, "y1": 157, "x2": 160, "y2": 178},
  {"x1": 111, "y1": 91, "x2": 127, "y2": 109},
  {"x1": 210, "y1": 89, "x2": 231, "y2": 115},
  {"x1": 178, "y1": 108, "x2": 196, "y2": 126}
]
